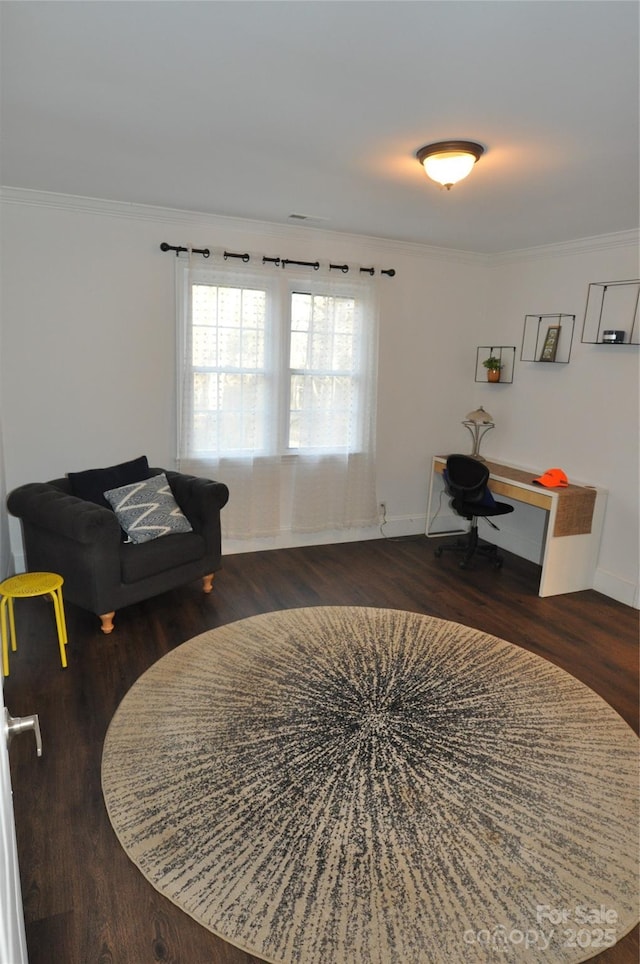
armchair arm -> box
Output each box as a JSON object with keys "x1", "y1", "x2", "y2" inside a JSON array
[
  {"x1": 161, "y1": 471, "x2": 230, "y2": 531},
  {"x1": 8, "y1": 482, "x2": 123, "y2": 615},
  {"x1": 7, "y1": 483, "x2": 121, "y2": 544}
]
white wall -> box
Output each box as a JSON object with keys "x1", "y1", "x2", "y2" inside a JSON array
[
  {"x1": 479, "y1": 239, "x2": 640, "y2": 606},
  {"x1": 0, "y1": 190, "x2": 637, "y2": 606}
]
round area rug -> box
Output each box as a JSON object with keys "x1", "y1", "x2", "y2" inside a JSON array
[{"x1": 101, "y1": 607, "x2": 639, "y2": 964}]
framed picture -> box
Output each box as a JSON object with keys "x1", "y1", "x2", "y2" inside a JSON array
[{"x1": 539, "y1": 325, "x2": 560, "y2": 362}]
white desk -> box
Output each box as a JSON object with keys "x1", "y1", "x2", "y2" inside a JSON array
[{"x1": 426, "y1": 456, "x2": 607, "y2": 597}]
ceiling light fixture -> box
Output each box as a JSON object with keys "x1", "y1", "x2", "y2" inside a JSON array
[{"x1": 416, "y1": 140, "x2": 484, "y2": 190}]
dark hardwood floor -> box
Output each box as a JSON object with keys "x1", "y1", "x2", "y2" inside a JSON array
[{"x1": 4, "y1": 536, "x2": 639, "y2": 964}]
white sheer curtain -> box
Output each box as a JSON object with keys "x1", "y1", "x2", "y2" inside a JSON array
[
  {"x1": 288, "y1": 271, "x2": 379, "y2": 532},
  {"x1": 177, "y1": 253, "x2": 282, "y2": 538},
  {"x1": 176, "y1": 252, "x2": 379, "y2": 539}
]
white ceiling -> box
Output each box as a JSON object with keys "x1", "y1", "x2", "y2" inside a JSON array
[{"x1": 1, "y1": 0, "x2": 638, "y2": 254}]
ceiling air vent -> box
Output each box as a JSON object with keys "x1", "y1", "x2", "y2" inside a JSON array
[{"x1": 288, "y1": 213, "x2": 330, "y2": 223}]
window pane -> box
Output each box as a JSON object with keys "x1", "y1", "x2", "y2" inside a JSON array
[
  {"x1": 190, "y1": 282, "x2": 269, "y2": 454},
  {"x1": 191, "y1": 372, "x2": 269, "y2": 452},
  {"x1": 193, "y1": 285, "x2": 218, "y2": 325},
  {"x1": 289, "y1": 374, "x2": 354, "y2": 449},
  {"x1": 291, "y1": 292, "x2": 312, "y2": 331},
  {"x1": 333, "y1": 333, "x2": 355, "y2": 369},
  {"x1": 288, "y1": 291, "x2": 360, "y2": 449},
  {"x1": 290, "y1": 330, "x2": 308, "y2": 369},
  {"x1": 192, "y1": 325, "x2": 218, "y2": 367}
]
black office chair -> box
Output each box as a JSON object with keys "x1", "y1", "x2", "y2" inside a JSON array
[{"x1": 434, "y1": 453, "x2": 514, "y2": 569}]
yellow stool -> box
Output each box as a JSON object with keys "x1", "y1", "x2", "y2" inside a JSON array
[{"x1": 0, "y1": 572, "x2": 68, "y2": 676}]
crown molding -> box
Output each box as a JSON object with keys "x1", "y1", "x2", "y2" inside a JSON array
[
  {"x1": 489, "y1": 229, "x2": 640, "y2": 265},
  {"x1": 0, "y1": 187, "x2": 488, "y2": 266},
  {"x1": 1, "y1": 186, "x2": 636, "y2": 265}
]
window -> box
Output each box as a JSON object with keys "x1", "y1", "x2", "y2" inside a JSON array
[
  {"x1": 177, "y1": 259, "x2": 379, "y2": 538},
  {"x1": 182, "y1": 267, "x2": 373, "y2": 459}
]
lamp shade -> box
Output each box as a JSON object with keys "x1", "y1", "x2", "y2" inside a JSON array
[
  {"x1": 464, "y1": 406, "x2": 494, "y2": 425},
  {"x1": 462, "y1": 406, "x2": 495, "y2": 460},
  {"x1": 417, "y1": 141, "x2": 484, "y2": 189}
]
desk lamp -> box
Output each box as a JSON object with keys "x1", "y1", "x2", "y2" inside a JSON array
[{"x1": 462, "y1": 406, "x2": 495, "y2": 461}]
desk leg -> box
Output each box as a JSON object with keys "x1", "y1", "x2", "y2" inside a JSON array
[
  {"x1": 425, "y1": 465, "x2": 437, "y2": 536},
  {"x1": 426, "y1": 462, "x2": 467, "y2": 538},
  {"x1": 538, "y1": 489, "x2": 607, "y2": 596}
]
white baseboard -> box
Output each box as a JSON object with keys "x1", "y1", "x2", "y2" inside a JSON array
[
  {"x1": 592, "y1": 567, "x2": 640, "y2": 609},
  {"x1": 222, "y1": 514, "x2": 425, "y2": 555}
]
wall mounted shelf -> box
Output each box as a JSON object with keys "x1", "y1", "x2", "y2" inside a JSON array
[
  {"x1": 474, "y1": 346, "x2": 515, "y2": 384},
  {"x1": 521, "y1": 314, "x2": 575, "y2": 363},
  {"x1": 581, "y1": 279, "x2": 640, "y2": 345}
]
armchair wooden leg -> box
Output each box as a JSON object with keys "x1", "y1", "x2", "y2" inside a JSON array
[
  {"x1": 99, "y1": 612, "x2": 115, "y2": 634},
  {"x1": 202, "y1": 574, "x2": 214, "y2": 593}
]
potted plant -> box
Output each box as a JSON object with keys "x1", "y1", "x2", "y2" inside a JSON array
[{"x1": 482, "y1": 355, "x2": 502, "y2": 382}]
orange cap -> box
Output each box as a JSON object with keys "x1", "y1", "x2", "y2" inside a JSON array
[{"x1": 533, "y1": 468, "x2": 569, "y2": 488}]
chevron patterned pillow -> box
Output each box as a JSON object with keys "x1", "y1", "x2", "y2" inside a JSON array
[{"x1": 104, "y1": 473, "x2": 193, "y2": 544}]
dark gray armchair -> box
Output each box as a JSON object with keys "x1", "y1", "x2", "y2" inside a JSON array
[{"x1": 7, "y1": 466, "x2": 229, "y2": 634}]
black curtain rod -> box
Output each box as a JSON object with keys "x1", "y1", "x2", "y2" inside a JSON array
[
  {"x1": 160, "y1": 242, "x2": 210, "y2": 258},
  {"x1": 160, "y1": 243, "x2": 395, "y2": 276},
  {"x1": 282, "y1": 258, "x2": 320, "y2": 270},
  {"x1": 224, "y1": 250, "x2": 250, "y2": 262}
]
